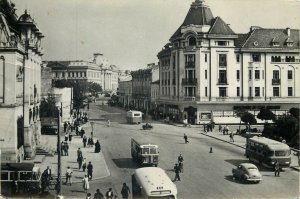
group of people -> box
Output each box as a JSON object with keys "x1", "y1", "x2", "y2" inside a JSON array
[
  {"x1": 61, "y1": 141, "x2": 69, "y2": 156},
  {"x1": 219, "y1": 125, "x2": 230, "y2": 135},
  {"x1": 85, "y1": 183, "x2": 130, "y2": 199}
]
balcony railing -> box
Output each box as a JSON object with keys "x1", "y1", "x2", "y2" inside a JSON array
[
  {"x1": 217, "y1": 79, "x2": 228, "y2": 85},
  {"x1": 182, "y1": 78, "x2": 197, "y2": 86},
  {"x1": 185, "y1": 62, "x2": 195, "y2": 68},
  {"x1": 0, "y1": 40, "x2": 25, "y2": 52},
  {"x1": 272, "y1": 78, "x2": 280, "y2": 85}
]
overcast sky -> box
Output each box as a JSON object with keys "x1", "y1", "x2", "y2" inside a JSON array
[{"x1": 13, "y1": 0, "x2": 300, "y2": 70}]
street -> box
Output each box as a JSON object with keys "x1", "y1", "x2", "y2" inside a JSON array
[{"x1": 56, "y1": 102, "x2": 300, "y2": 199}]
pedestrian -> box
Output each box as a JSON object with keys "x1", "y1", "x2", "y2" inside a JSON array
[
  {"x1": 121, "y1": 182, "x2": 130, "y2": 199},
  {"x1": 223, "y1": 127, "x2": 226, "y2": 135},
  {"x1": 88, "y1": 138, "x2": 94, "y2": 147},
  {"x1": 82, "y1": 175, "x2": 90, "y2": 193},
  {"x1": 229, "y1": 132, "x2": 234, "y2": 142},
  {"x1": 178, "y1": 154, "x2": 184, "y2": 163},
  {"x1": 40, "y1": 173, "x2": 47, "y2": 193},
  {"x1": 82, "y1": 158, "x2": 87, "y2": 172},
  {"x1": 173, "y1": 163, "x2": 181, "y2": 181},
  {"x1": 77, "y1": 153, "x2": 83, "y2": 169},
  {"x1": 87, "y1": 161, "x2": 93, "y2": 179},
  {"x1": 107, "y1": 119, "x2": 110, "y2": 127},
  {"x1": 65, "y1": 166, "x2": 73, "y2": 186},
  {"x1": 183, "y1": 133, "x2": 189, "y2": 144},
  {"x1": 43, "y1": 166, "x2": 52, "y2": 184},
  {"x1": 94, "y1": 189, "x2": 104, "y2": 199},
  {"x1": 225, "y1": 125, "x2": 229, "y2": 134},
  {"x1": 64, "y1": 122, "x2": 67, "y2": 133},
  {"x1": 95, "y1": 140, "x2": 101, "y2": 153},
  {"x1": 274, "y1": 160, "x2": 280, "y2": 177},
  {"x1": 83, "y1": 135, "x2": 87, "y2": 148},
  {"x1": 86, "y1": 193, "x2": 92, "y2": 199},
  {"x1": 77, "y1": 148, "x2": 83, "y2": 159},
  {"x1": 64, "y1": 142, "x2": 69, "y2": 156},
  {"x1": 219, "y1": 125, "x2": 222, "y2": 132},
  {"x1": 61, "y1": 141, "x2": 65, "y2": 156},
  {"x1": 105, "y1": 188, "x2": 114, "y2": 199},
  {"x1": 178, "y1": 161, "x2": 184, "y2": 173},
  {"x1": 80, "y1": 129, "x2": 85, "y2": 138},
  {"x1": 69, "y1": 133, "x2": 72, "y2": 142},
  {"x1": 65, "y1": 133, "x2": 69, "y2": 142},
  {"x1": 91, "y1": 131, "x2": 93, "y2": 138}
]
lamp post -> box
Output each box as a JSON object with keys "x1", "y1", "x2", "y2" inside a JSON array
[{"x1": 56, "y1": 105, "x2": 62, "y2": 198}]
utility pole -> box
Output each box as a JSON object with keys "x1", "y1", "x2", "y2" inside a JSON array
[{"x1": 57, "y1": 105, "x2": 62, "y2": 198}]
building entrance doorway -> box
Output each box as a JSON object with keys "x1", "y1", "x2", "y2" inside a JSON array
[{"x1": 184, "y1": 106, "x2": 197, "y2": 124}]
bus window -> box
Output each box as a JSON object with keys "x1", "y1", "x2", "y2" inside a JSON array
[
  {"x1": 142, "y1": 148, "x2": 150, "y2": 154},
  {"x1": 150, "y1": 148, "x2": 157, "y2": 154},
  {"x1": 134, "y1": 113, "x2": 140, "y2": 117},
  {"x1": 275, "y1": 151, "x2": 287, "y2": 156},
  {"x1": 1, "y1": 172, "x2": 9, "y2": 181}
]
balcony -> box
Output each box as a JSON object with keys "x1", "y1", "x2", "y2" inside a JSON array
[
  {"x1": 185, "y1": 61, "x2": 195, "y2": 68},
  {"x1": 217, "y1": 79, "x2": 228, "y2": 85},
  {"x1": 0, "y1": 40, "x2": 25, "y2": 53},
  {"x1": 182, "y1": 78, "x2": 197, "y2": 86},
  {"x1": 272, "y1": 78, "x2": 280, "y2": 85}
]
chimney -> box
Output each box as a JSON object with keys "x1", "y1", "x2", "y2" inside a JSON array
[
  {"x1": 250, "y1": 26, "x2": 262, "y2": 32},
  {"x1": 286, "y1": 27, "x2": 291, "y2": 37}
]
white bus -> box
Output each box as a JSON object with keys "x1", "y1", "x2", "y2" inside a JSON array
[
  {"x1": 245, "y1": 136, "x2": 291, "y2": 168},
  {"x1": 132, "y1": 167, "x2": 177, "y2": 199},
  {"x1": 131, "y1": 138, "x2": 159, "y2": 167},
  {"x1": 126, "y1": 110, "x2": 142, "y2": 124}
]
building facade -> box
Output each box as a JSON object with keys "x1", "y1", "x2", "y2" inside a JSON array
[
  {"x1": 157, "y1": 0, "x2": 300, "y2": 124},
  {"x1": 0, "y1": 1, "x2": 44, "y2": 162},
  {"x1": 46, "y1": 53, "x2": 119, "y2": 93},
  {"x1": 118, "y1": 76, "x2": 132, "y2": 108}
]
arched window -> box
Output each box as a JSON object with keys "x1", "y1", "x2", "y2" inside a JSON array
[{"x1": 189, "y1": 37, "x2": 196, "y2": 46}]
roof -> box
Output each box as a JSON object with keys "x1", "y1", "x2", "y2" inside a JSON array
[
  {"x1": 240, "y1": 163, "x2": 258, "y2": 169},
  {"x1": 208, "y1": 17, "x2": 235, "y2": 35},
  {"x1": 170, "y1": 0, "x2": 214, "y2": 40},
  {"x1": 135, "y1": 167, "x2": 177, "y2": 196},
  {"x1": 241, "y1": 28, "x2": 300, "y2": 50},
  {"x1": 46, "y1": 61, "x2": 70, "y2": 69},
  {"x1": 235, "y1": 33, "x2": 250, "y2": 48},
  {"x1": 248, "y1": 136, "x2": 290, "y2": 151}
]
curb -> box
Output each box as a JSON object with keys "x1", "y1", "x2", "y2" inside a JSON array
[{"x1": 200, "y1": 133, "x2": 246, "y2": 149}]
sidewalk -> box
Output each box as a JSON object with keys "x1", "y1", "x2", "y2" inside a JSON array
[
  {"x1": 199, "y1": 130, "x2": 300, "y2": 172},
  {"x1": 37, "y1": 121, "x2": 110, "y2": 183}
]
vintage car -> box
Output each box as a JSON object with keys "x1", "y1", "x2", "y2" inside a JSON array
[
  {"x1": 142, "y1": 123, "x2": 153, "y2": 130},
  {"x1": 232, "y1": 163, "x2": 262, "y2": 183}
]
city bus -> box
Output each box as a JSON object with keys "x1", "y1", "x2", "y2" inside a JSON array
[
  {"x1": 126, "y1": 110, "x2": 142, "y2": 124},
  {"x1": 0, "y1": 163, "x2": 41, "y2": 195},
  {"x1": 132, "y1": 167, "x2": 177, "y2": 199},
  {"x1": 131, "y1": 138, "x2": 159, "y2": 167},
  {"x1": 245, "y1": 136, "x2": 291, "y2": 168}
]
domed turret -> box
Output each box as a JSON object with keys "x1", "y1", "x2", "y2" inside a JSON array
[{"x1": 18, "y1": 10, "x2": 34, "y2": 24}]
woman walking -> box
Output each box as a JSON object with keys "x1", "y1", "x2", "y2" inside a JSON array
[{"x1": 82, "y1": 175, "x2": 90, "y2": 193}]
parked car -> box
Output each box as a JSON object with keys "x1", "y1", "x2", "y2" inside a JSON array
[
  {"x1": 142, "y1": 123, "x2": 153, "y2": 130},
  {"x1": 232, "y1": 163, "x2": 262, "y2": 183}
]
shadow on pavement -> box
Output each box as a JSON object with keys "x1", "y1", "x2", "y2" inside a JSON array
[
  {"x1": 112, "y1": 158, "x2": 138, "y2": 169},
  {"x1": 224, "y1": 175, "x2": 236, "y2": 183},
  {"x1": 225, "y1": 159, "x2": 249, "y2": 166}
]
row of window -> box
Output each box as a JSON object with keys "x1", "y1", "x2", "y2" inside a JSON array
[{"x1": 217, "y1": 87, "x2": 294, "y2": 97}]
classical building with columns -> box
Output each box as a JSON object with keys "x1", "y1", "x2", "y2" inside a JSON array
[
  {"x1": 0, "y1": 1, "x2": 44, "y2": 162},
  {"x1": 46, "y1": 53, "x2": 119, "y2": 93},
  {"x1": 157, "y1": 0, "x2": 300, "y2": 124}
]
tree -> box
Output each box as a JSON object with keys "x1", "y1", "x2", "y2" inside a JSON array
[
  {"x1": 257, "y1": 108, "x2": 275, "y2": 122},
  {"x1": 240, "y1": 112, "x2": 257, "y2": 130},
  {"x1": 88, "y1": 82, "x2": 102, "y2": 96},
  {"x1": 40, "y1": 96, "x2": 59, "y2": 117},
  {"x1": 289, "y1": 107, "x2": 300, "y2": 119}
]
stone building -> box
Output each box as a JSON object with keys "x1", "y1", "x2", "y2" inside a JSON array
[
  {"x1": 156, "y1": 0, "x2": 300, "y2": 124},
  {"x1": 0, "y1": 0, "x2": 44, "y2": 162},
  {"x1": 118, "y1": 76, "x2": 132, "y2": 108}
]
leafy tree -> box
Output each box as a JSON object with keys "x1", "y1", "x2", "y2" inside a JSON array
[
  {"x1": 257, "y1": 108, "x2": 275, "y2": 121},
  {"x1": 241, "y1": 112, "x2": 257, "y2": 130},
  {"x1": 289, "y1": 107, "x2": 300, "y2": 119},
  {"x1": 40, "y1": 96, "x2": 59, "y2": 117},
  {"x1": 87, "y1": 82, "x2": 102, "y2": 96}
]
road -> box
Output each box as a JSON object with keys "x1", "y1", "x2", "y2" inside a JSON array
[{"x1": 62, "y1": 102, "x2": 300, "y2": 199}]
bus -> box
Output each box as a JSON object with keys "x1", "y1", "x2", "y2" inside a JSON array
[
  {"x1": 0, "y1": 163, "x2": 41, "y2": 195},
  {"x1": 132, "y1": 167, "x2": 177, "y2": 199},
  {"x1": 245, "y1": 136, "x2": 291, "y2": 168},
  {"x1": 126, "y1": 110, "x2": 142, "y2": 124},
  {"x1": 131, "y1": 138, "x2": 159, "y2": 167}
]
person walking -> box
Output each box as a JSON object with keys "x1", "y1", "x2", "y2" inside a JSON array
[
  {"x1": 105, "y1": 188, "x2": 114, "y2": 199},
  {"x1": 121, "y1": 182, "x2": 130, "y2": 199},
  {"x1": 274, "y1": 160, "x2": 280, "y2": 177},
  {"x1": 77, "y1": 153, "x2": 83, "y2": 169},
  {"x1": 64, "y1": 142, "x2": 69, "y2": 156},
  {"x1": 83, "y1": 135, "x2": 87, "y2": 148},
  {"x1": 183, "y1": 133, "x2": 189, "y2": 144},
  {"x1": 173, "y1": 163, "x2": 181, "y2": 181},
  {"x1": 94, "y1": 189, "x2": 104, "y2": 199},
  {"x1": 68, "y1": 133, "x2": 72, "y2": 142},
  {"x1": 107, "y1": 119, "x2": 110, "y2": 127},
  {"x1": 178, "y1": 154, "x2": 184, "y2": 164},
  {"x1": 65, "y1": 166, "x2": 73, "y2": 186},
  {"x1": 82, "y1": 175, "x2": 90, "y2": 193},
  {"x1": 219, "y1": 125, "x2": 222, "y2": 133},
  {"x1": 77, "y1": 148, "x2": 83, "y2": 159},
  {"x1": 64, "y1": 122, "x2": 67, "y2": 133},
  {"x1": 65, "y1": 133, "x2": 69, "y2": 142},
  {"x1": 61, "y1": 141, "x2": 65, "y2": 156},
  {"x1": 87, "y1": 161, "x2": 93, "y2": 179},
  {"x1": 229, "y1": 132, "x2": 234, "y2": 142},
  {"x1": 94, "y1": 140, "x2": 101, "y2": 153},
  {"x1": 82, "y1": 158, "x2": 87, "y2": 172}
]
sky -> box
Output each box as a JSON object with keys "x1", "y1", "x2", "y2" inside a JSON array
[{"x1": 12, "y1": 0, "x2": 300, "y2": 71}]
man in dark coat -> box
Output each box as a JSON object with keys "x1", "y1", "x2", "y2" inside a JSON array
[
  {"x1": 87, "y1": 162, "x2": 93, "y2": 179},
  {"x1": 94, "y1": 140, "x2": 101, "y2": 153},
  {"x1": 173, "y1": 163, "x2": 181, "y2": 181}
]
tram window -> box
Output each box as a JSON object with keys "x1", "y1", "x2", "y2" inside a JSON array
[
  {"x1": 1, "y1": 172, "x2": 9, "y2": 180},
  {"x1": 143, "y1": 148, "x2": 150, "y2": 154}
]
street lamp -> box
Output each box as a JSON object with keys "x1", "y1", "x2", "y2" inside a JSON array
[{"x1": 56, "y1": 104, "x2": 62, "y2": 198}]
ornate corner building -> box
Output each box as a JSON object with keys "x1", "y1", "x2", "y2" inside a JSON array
[
  {"x1": 157, "y1": 0, "x2": 300, "y2": 124},
  {"x1": 0, "y1": 0, "x2": 44, "y2": 162}
]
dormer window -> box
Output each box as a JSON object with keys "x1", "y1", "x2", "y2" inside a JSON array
[
  {"x1": 271, "y1": 38, "x2": 280, "y2": 47},
  {"x1": 189, "y1": 37, "x2": 197, "y2": 46},
  {"x1": 285, "y1": 38, "x2": 293, "y2": 47},
  {"x1": 216, "y1": 41, "x2": 228, "y2": 46}
]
